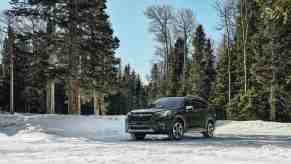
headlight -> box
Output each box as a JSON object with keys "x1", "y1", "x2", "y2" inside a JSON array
[
  {"x1": 126, "y1": 112, "x2": 132, "y2": 117},
  {"x1": 156, "y1": 110, "x2": 172, "y2": 118}
]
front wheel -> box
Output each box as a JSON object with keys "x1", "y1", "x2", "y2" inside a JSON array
[
  {"x1": 203, "y1": 121, "x2": 215, "y2": 138},
  {"x1": 131, "y1": 133, "x2": 146, "y2": 140},
  {"x1": 169, "y1": 120, "x2": 184, "y2": 140}
]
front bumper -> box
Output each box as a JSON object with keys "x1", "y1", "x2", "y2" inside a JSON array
[{"x1": 125, "y1": 115, "x2": 172, "y2": 134}]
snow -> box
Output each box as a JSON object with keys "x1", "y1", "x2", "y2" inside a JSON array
[
  {"x1": 216, "y1": 120, "x2": 291, "y2": 136},
  {"x1": 0, "y1": 113, "x2": 291, "y2": 164}
]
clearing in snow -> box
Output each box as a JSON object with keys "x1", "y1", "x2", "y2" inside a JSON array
[{"x1": 0, "y1": 113, "x2": 291, "y2": 164}]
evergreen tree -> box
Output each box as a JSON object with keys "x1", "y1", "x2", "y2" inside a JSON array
[
  {"x1": 211, "y1": 39, "x2": 228, "y2": 119},
  {"x1": 0, "y1": 38, "x2": 10, "y2": 111},
  {"x1": 169, "y1": 38, "x2": 184, "y2": 96},
  {"x1": 189, "y1": 25, "x2": 206, "y2": 97},
  {"x1": 189, "y1": 25, "x2": 215, "y2": 100},
  {"x1": 3, "y1": 0, "x2": 120, "y2": 114},
  {"x1": 213, "y1": 0, "x2": 291, "y2": 121},
  {"x1": 79, "y1": 0, "x2": 120, "y2": 93},
  {"x1": 201, "y1": 39, "x2": 216, "y2": 99},
  {"x1": 106, "y1": 64, "x2": 148, "y2": 115},
  {"x1": 149, "y1": 63, "x2": 160, "y2": 101}
]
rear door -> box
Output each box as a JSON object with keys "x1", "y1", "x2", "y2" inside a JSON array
[
  {"x1": 197, "y1": 101, "x2": 208, "y2": 127},
  {"x1": 192, "y1": 100, "x2": 207, "y2": 128}
]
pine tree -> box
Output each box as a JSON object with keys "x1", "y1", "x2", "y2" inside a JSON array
[
  {"x1": 192, "y1": 25, "x2": 206, "y2": 65},
  {"x1": 4, "y1": 0, "x2": 120, "y2": 114},
  {"x1": 169, "y1": 38, "x2": 184, "y2": 96},
  {"x1": 0, "y1": 38, "x2": 10, "y2": 110},
  {"x1": 189, "y1": 25, "x2": 208, "y2": 98},
  {"x1": 79, "y1": 0, "x2": 120, "y2": 92},
  {"x1": 211, "y1": 39, "x2": 228, "y2": 119},
  {"x1": 106, "y1": 64, "x2": 147, "y2": 115},
  {"x1": 148, "y1": 63, "x2": 160, "y2": 102},
  {"x1": 213, "y1": 0, "x2": 291, "y2": 121},
  {"x1": 201, "y1": 39, "x2": 216, "y2": 99}
]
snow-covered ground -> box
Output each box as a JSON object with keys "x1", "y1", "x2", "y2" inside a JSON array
[{"x1": 0, "y1": 113, "x2": 291, "y2": 164}]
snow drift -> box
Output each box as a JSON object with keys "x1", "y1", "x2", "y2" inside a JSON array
[
  {"x1": 0, "y1": 113, "x2": 128, "y2": 141},
  {"x1": 1, "y1": 113, "x2": 291, "y2": 140},
  {"x1": 1, "y1": 113, "x2": 291, "y2": 164}
]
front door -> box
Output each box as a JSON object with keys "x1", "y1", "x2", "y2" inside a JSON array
[
  {"x1": 184, "y1": 99, "x2": 201, "y2": 128},
  {"x1": 184, "y1": 99, "x2": 195, "y2": 129}
]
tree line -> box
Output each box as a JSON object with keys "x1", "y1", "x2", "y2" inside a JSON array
[
  {"x1": 1, "y1": 0, "x2": 291, "y2": 122},
  {"x1": 146, "y1": 1, "x2": 291, "y2": 122},
  {"x1": 212, "y1": 0, "x2": 291, "y2": 122},
  {"x1": 0, "y1": 0, "x2": 146, "y2": 115},
  {"x1": 145, "y1": 5, "x2": 216, "y2": 114}
]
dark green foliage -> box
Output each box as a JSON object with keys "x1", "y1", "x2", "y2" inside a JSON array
[
  {"x1": 0, "y1": 0, "x2": 121, "y2": 114},
  {"x1": 211, "y1": 38, "x2": 229, "y2": 119},
  {"x1": 169, "y1": 38, "x2": 185, "y2": 96},
  {"x1": 106, "y1": 91, "x2": 128, "y2": 115},
  {"x1": 189, "y1": 25, "x2": 216, "y2": 100},
  {"x1": 0, "y1": 39, "x2": 9, "y2": 110},
  {"x1": 148, "y1": 63, "x2": 160, "y2": 101},
  {"x1": 192, "y1": 25, "x2": 206, "y2": 64},
  {"x1": 0, "y1": 79, "x2": 9, "y2": 111},
  {"x1": 106, "y1": 64, "x2": 148, "y2": 115},
  {"x1": 2, "y1": 1, "x2": 291, "y2": 121},
  {"x1": 227, "y1": 88, "x2": 269, "y2": 121},
  {"x1": 213, "y1": 0, "x2": 291, "y2": 122},
  {"x1": 201, "y1": 39, "x2": 216, "y2": 99},
  {"x1": 78, "y1": 0, "x2": 120, "y2": 92},
  {"x1": 189, "y1": 25, "x2": 206, "y2": 97}
]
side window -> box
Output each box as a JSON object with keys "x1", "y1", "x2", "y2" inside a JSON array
[
  {"x1": 193, "y1": 100, "x2": 207, "y2": 109},
  {"x1": 184, "y1": 99, "x2": 192, "y2": 107}
]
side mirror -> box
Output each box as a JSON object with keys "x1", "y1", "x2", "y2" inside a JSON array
[{"x1": 186, "y1": 106, "x2": 193, "y2": 111}]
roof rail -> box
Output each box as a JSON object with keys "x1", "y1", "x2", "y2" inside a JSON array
[{"x1": 186, "y1": 95, "x2": 208, "y2": 103}]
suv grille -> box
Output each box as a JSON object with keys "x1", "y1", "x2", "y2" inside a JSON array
[
  {"x1": 130, "y1": 125, "x2": 150, "y2": 130},
  {"x1": 128, "y1": 113, "x2": 153, "y2": 122}
]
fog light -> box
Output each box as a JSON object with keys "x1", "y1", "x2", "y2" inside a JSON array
[{"x1": 158, "y1": 122, "x2": 166, "y2": 130}]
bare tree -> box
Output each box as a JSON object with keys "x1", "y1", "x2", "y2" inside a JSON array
[
  {"x1": 215, "y1": 0, "x2": 236, "y2": 113},
  {"x1": 173, "y1": 8, "x2": 196, "y2": 82},
  {"x1": 240, "y1": 0, "x2": 249, "y2": 94},
  {"x1": 145, "y1": 5, "x2": 175, "y2": 80}
]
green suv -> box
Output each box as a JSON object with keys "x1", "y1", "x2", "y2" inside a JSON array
[{"x1": 125, "y1": 96, "x2": 216, "y2": 140}]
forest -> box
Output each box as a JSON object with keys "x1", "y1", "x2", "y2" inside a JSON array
[{"x1": 0, "y1": 0, "x2": 291, "y2": 122}]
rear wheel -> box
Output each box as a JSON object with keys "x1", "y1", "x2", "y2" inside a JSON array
[
  {"x1": 169, "y1": 120, "x2": 184, "y2": 140},
  {"x1": 203, "y1": 121, "x2": 215, "y2": 138},
  {"x1": 131, "y1": 133, "x2": 146, "y2": 140}
]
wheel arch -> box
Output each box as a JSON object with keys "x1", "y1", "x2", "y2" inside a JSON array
[
  {"x1": 174, "y1": 115, "x2": 187, "y2": 129},
  {"x1": 205, "y1": 117, "x2": 216, "y2": 129}
]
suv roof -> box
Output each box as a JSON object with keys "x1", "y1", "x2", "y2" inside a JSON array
[
  {"x1": 161, "y1": 96, "x2": 208, "y2": 104},
  {"x1": 186, "y1": 95, "x2": 207, "y2": 101}
]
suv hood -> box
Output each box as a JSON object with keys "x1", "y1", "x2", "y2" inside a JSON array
[{"x1": 130, "y1": 108, "x2": 167, "y2": 114}]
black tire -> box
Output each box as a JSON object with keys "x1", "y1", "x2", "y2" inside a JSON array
[
  {"x1": 168, "y1": 119, "x2": 184, "y2": 140},
  {"x1": 131, "y1": 133, "x2": 146, "y2": 140},
  {"x1": 203, "y1": 121, "x2": 215, "y2": 138}
]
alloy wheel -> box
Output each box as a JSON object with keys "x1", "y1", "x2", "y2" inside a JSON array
[
  {"x1": 172, "y1": 121, "x2": 184, "y2": 140},
  {"x1": 207, "y1": 122, "x2": 214, "y2": 137}
]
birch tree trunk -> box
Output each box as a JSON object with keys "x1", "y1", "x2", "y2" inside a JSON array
[
  {"x1": 241, "y1": 0, "x2": 249, "y2": 94},
  {"x1": 46, "y1": 79, "x2": 55, "y2": 114},
  {"x1": 224, "y1": 8, "x2": 232, "y2": 106},
  {"x1": 270, "y1": 33, "x2": 276, "y2": 121},
  {"x1": 93, "y1": 89, "x2": 98, "y2": 115}
]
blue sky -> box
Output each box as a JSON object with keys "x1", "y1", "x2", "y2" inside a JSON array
[{"x1": 0, "y1": 0, "x2": 222, "y2": 81}]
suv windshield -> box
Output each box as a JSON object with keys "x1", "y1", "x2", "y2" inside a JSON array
[{"x1": 153, "y1": 97, "x2": 185, "y2": 110}]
